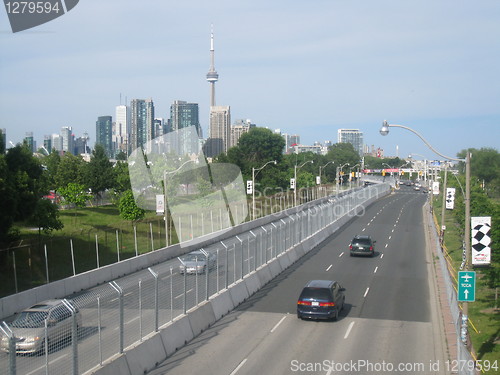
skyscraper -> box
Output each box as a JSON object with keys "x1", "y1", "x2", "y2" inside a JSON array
[
  {"x1": 337, "y1": 129, "x2": 364, "y2": 157},
  {"x1": 130, "y1": 98, "x2": 155, "y2": 151},
  {"x1": 60, "y1": 126, "x2": 74, "y2": 154},
  {"x1": 24, "y1": 132, "x2": 35, "y2": 153},
  {"x1": 96, "y1": 116, "x2": 113, "y2": 157},
  {"x1": 0, "y1": 129, "x2": 6, "y2": 153},
  {"x1": 230, "y1": 119, "x2": 255, "y2": 148},
  {"x1": 115, "y1": 104, "x2": 130, "y2": 155},
  {"x1": 170, "y1": 100, "x2": 201, "y2": 155},
  {"x1": 207, "y1": 106, "x2": 231, "y2": 157}
]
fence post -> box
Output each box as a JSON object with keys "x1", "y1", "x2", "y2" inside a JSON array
[
  {"x1": 150, "y1": 222, "x2": 154, "y2": 251},
  {"x1": 12, "y1": 250, "x2": 18, "y2": 294},
  {"x1": 44, "y1": 244, "x2": 49, "y2": 284},
  {"x1": 138, "y1": 279, "x2": 143, "y2": 341},
  {"x1": 250, "y1": 231, "x2": 257, "y2": 271},
  {"x1": 109, "y1": 281, "x2": 124, "y2": 353},
  {"x1": 70, "y1": 239, "x2": 76, "y2": 276},
  {"x1": 116, "y1": 230, "x2": 120, "y2": 262},
  {"x1": 261, "y1": 227, "x2": 268, "y2": 263},
  {"x1": 236, "y1": 236, "x2": 243, "y2": 280},
  {"x1": 95, "y1": 234, "x2": 100, "y2": 268},
  {"x1": 0, "y1": 322, "x2": 16, "y2": 375},
  {"x1": 148, "y1": 268, "x2": 159, "y2": 331},
  {"x1": 221, "y1": 241, "x2": 228, "y2": 289},
  {"x1": 134, "y1": 225, "x2": 138, "y2": 257},
  {"x1": 61, "y1": 299, "x2": 78, "y2": 375},
  {"x1": 97, "y1": 296, "x2": 102, "y2": 365}
]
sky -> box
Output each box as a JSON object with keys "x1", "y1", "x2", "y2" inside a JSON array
[{"x1": 1, "y1": 0, "x2": 499, "y2": 160}]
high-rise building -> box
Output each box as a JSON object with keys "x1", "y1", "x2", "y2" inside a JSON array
[
  {"x1": 96, "y1": 116, "x2": 113, "y2": 157},
  {"x1": 169, "y1": 100, "x2": 201, "y2": 155},
  {"x1": 115, "y1": 104, "x2": 130, "y2": 155},
  {"x1": 130, "y1": 98, "x2": 155, "y2": 151},
  {"x1": 24, "y1": 132, "x2": 35, "y2": 153},
  {"x1": 74, "y1": 135, "x2": 90, "y2": 156},
  {"x1": 43, "y1": 135, "x2": 52, "y2": 154},
  {"x1": 206, "y1": 106, "x2": 231, "y2": 157},
  {"x1": 60, "y1": 126, "x2": 74, "y2": 154},
  {"x1": 0, "y1": 129, "x2": 6, "y2": 153},
  {"x1": 231, "y1": 119, "x2": 255, "y2": 148},
  {"x1": 282, "y1": 133, "x2": 300, "y2": 154},
  {"x1": 337, "y1": 129, "x2": 363, "y2": 157}
]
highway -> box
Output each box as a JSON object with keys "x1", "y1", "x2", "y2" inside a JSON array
[{"x1": 147, "y1": 187, "x2": 449, "y2": 375}]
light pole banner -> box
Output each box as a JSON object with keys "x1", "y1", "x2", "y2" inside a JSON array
[
  {"x1": 246, "y1": 180, "x2": 253, "y2": 194},
  {"x1": 432, "y1": 181, "x2": 440, "y2": 195},
  {"x1": 445, "y1": 187, "x2": 456, "y2": 210},
  {"x1": 156, "y1": 195, "x2": 165, "y2": 214},
  {"x1": 471, "y1": 216, "x2": 491, "y2": 266}
]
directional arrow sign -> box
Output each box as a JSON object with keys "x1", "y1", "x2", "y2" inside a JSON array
[{"x1": 458, "y1": 271, "x2": 476, "y2": 302}]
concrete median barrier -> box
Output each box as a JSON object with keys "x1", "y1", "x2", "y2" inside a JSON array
[{"x1": 210, "y1": 289, "x2": 235, "y2": 320}]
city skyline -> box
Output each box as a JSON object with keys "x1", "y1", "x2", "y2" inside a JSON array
[{"x1": 1, "y1": 1, "x2": 499, "y2": 160}]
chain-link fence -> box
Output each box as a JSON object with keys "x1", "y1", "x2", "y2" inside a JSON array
[
  {"x1": 0, "y1": 184, "x2": 387, "y2": 375},
  {"x1": 429, "y1": 206, "x2": 478, "y2": 375}
]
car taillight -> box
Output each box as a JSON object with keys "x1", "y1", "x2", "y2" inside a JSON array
[
  {"x1": 297, "y1": 300, "x2": 312, "y2": 306},
  {"x1": 319, "y1": 302, "x2": 335, "y2": 307},
  {"x1": 369, "y1": 246, "x2": 373, "y2": 251},
  {"x1": 349, "y1": 245, "x2": 352, "y2": 250}
]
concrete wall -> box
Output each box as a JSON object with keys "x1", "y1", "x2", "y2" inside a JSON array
[
  {"x1": 84, "y1": 185, "x2": 389, "y2": 375},
  {"x1": 0, "y1": 186, "x2": 371, "y2": 320}
]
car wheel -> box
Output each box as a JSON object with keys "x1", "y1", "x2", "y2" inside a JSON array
[{"x1": 340, "y1": 298, "x2": 345, "y2": 311}]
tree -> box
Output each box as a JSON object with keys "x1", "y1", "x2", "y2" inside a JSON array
[
  {"x1": 0, "y1": 155, "x2": 16, "y2": 247},
  {"x1": 326, "y1": 143, "x2": 361, "y2": 168},
  {"x1": 30, "y1": 199, "x2": 64, "y2": 236},
  {"x1": 58, "y1": 182, "x2": 92, "y2": 209},
  {"x1": 41, "y1": 150, "x2": 61, "y2": 191},
  {"x1": 119, "y1": 190, "x2": 145, "y2": 221},
  {"x1": 84, "y1": 145, "x2": 116, "y2": 199},
  {"x1": 5, "y1": 144, "x2": 44, "y2": 220},
  {"x1": 55, "y1": 152, "x2": 86, "y2": 189},
  {"x1": 113, "y1": 160, "x2": 131, "y2": 193}
]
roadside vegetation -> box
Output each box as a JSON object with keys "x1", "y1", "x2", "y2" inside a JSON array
[{"x1": 432, "y1": 147, "x2": 500, "y2": 373}]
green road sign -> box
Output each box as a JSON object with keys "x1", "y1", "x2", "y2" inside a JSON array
[{"x1": 458, "y1": 271, "x2": 476, "y2": 302}]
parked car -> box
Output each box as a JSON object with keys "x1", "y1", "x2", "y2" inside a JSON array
[
  {"x1": 179, "y1": 250, "x2": 217, "y2": 274},
  {"x1": 297, "y1": 280, "x2": 345, "y2": 321},
  {"x1": 1, "y1": 299, "x2": 81, "y2": 354},
  {"x1": 349, "y1": 235, "x2": 376, "y2": 257}
]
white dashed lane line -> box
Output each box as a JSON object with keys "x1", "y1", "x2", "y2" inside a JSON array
[
  {"x1": 363, "y1": 287, "x2": 370, "y2": 298},
  {"x1": 326, "y1": 264, "x2": 333, "y2": 271},
  {"x1": 374, "y1": 266, "x2": 378, "y2": 273},
  {"x1": 339, "y1": 252, "x2": 344, "y2": 257},
  {"x1": 344, "y1": 321, "x2": 355, "y2": 339}
]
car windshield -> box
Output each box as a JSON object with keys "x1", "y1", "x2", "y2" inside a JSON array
[
  {"x1": 11, "y1": 311, "x2": 49, "y2": 328},
  {"x1": 300, "y1": 287, "x2": 332, "y2": 301},
  {"x1": 181, "y1": 254, "x2": 206, "y2": 262},
  {"x1": 352, "y1": 239, "x2": 371, "y2": 246}
]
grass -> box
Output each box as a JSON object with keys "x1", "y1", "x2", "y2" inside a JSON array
[{"x1": 432, "y1": 197, "x2": 500, "y2": 374}]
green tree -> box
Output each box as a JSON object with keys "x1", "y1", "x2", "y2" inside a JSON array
[
  {"x1": 41, "y1": 150, "x2": 61, "y2": 191},
  {"x1": 113, "y1": 160, "x2": 131, "y2": 193},
  {"x1": 5, "y1": 144, "x2": 44, "y2": 220},
  {"x1": 0, "y1": 155, "x2": 16, "y2": 247},
  {"x1": 59, "y1": 182, "x2": 92, "y2": 209},
  {"x1": 119, "y1": 190, "x2": 145, "y2": 221},
  {"x1": 30, "y1": 199, "x2": 64, "y2": 236},
  {"x1": 0, "y1": 131, "x2": 4, "y2": 154},
  {"x1": 55, "y1": 153, "x2": 86, "y2": 189},
  {"x1": 84, "y1": 145, "x2": 116, "y2": 199}
]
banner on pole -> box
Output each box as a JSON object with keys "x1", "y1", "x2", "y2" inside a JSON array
[
  {"x1": 445, "y1": 187, "x2": 456, "y2": 210},
  {"x1": 471, "y1": 216, "x2": 491, "y2": 266}
]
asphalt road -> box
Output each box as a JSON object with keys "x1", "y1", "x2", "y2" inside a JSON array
[{"x1": 147, "y1": 187, "x2": 449, "y2": 375}]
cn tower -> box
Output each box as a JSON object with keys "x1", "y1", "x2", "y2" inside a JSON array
[{"x1": 206, "y1": 25, "x2": 219, "y2": 107}]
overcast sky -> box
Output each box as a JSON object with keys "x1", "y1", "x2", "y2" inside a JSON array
[{"x1": 1, "y1": 0, "x2": 499, "y2": 160}]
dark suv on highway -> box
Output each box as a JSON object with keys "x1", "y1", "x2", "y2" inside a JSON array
[
  {"x1": 349, "y1": 235, "x2": 376, "y2": 257},
  {"x1": 297, "y1": 280, "x2": 345, "y2": 321}
]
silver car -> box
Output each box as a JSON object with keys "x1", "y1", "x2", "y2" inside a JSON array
[
  {"x1": 179, "y1": 250, "x2": 217, "y2": 275},
  {"x1": 1, "y1": 299, "x2": 81, "y2": 354}
]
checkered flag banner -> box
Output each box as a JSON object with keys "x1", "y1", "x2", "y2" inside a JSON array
[
  {"x1": 445, "y1": 187, "x2": 456, "y2": 210},
  {"x1": 471, "y1": 216, "x2": 491, "y2": 266}
]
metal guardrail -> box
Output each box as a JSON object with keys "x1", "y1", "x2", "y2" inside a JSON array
[{"x1": 0, "y1": 184, "x2": 388, "y2": 375}]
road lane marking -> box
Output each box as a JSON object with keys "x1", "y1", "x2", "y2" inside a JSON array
[
  {"x1": 339, "y1": 252, "x2": 344, "y2": 257},
  {"x1": 388, "y1": 236, "x2": 392, "y2": 240},
  {"x1": 326, "y1": 264, "x2": 333, "y2": 271},
  {"x1": 385, "y1": 244, "x2": 388, "y2": 248},
  {"x1": 374, "y1": 266, "x2": 378, "y2": 273},
  {"x1": 362, "y1": 228, "x2": 366, "y2": 231},
  {"x1": 344, "y1": 321, "x2": 355, "y2": 339},
  {"x1": 126, "y1": 316, "x2": 140, "y2": 325},
  {"x1": 230, "y1": 358, "x2": 248, "y2": 375},
  {"x1": 381, "y1": 254, "x2": 384, "y2": 259},
  {"x1": 26, "y1": 354, "x2": 68, "y2": 375},
  {"x1": 363, "y1": 287, "x2": 370, "y2": 297},
  {"x1": 391, "y1": 229, "x2": 394, "y2": 233},
  {"x1": 270, "y1": 315, "x2": 287, "y2": 333}
]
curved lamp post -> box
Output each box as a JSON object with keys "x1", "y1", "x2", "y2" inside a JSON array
[
  {"x1": 294, "y1": 160, "x2": 314, "y2": 207},
  {"x1": 252, "y1": 160, "x2": 277, "y2": 220},
  {"x1": 380, "y1": 120, "x2": 471, "y2": 344}
]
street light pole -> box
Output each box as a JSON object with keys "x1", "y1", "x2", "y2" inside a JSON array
[
  {"x1": 380, "y1": 120, "x2": 471, "y2": 345},
  {"x1": 294, "y1": 160, "x2": 314, "y2": 207},
  {"x1": 252, "y1": 160, "x2": 277, "y2": 220},
  {"x1": 319, "y1": 161, "x2": 334, "y2": 198}
]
